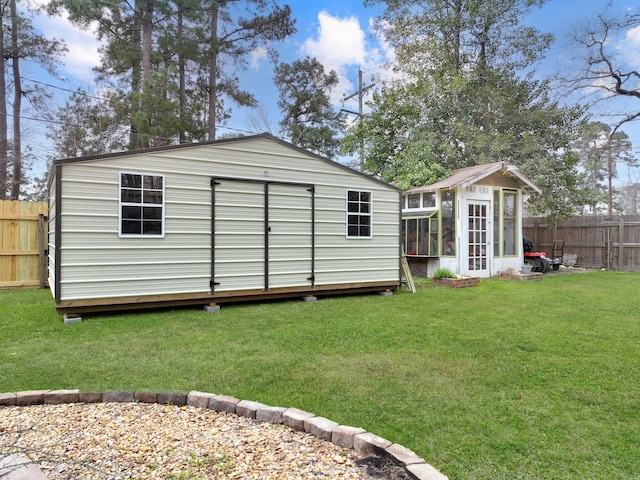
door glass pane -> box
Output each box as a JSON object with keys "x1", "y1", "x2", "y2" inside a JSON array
[{"x1": 468, "y1": 202, "x2": 488, "y2": 271}]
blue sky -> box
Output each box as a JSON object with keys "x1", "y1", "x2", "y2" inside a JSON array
[{"x1": 22, "y1": 1, "x2": 640, "y2": 183}]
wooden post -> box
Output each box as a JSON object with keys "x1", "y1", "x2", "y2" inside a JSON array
[
  {"x1": 618, "y1": 217, "x2": 625, "y2": 271},
  {"x1": 38, "y1": 213, "x2": 46, "y2": 288}
]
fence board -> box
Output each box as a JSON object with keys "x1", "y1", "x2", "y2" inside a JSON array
[
  {"x1": 0, "y1": 200, "x2": 49, "y2": 289},
  {"x1": 523, "y1": 215, "x2": 640, "y2": 271}
]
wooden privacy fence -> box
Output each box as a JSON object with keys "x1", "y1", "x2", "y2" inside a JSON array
[
  {"x1": 523, "y1": 215, "x2": 640, "y2": 271},
  {"x1": 0, "y1": 200, "x2": 49, "y2": 289}
]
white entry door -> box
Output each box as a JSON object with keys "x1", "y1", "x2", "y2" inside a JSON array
[{"x1": 464, "y1": 201, "x2": 491, "y2": 277}]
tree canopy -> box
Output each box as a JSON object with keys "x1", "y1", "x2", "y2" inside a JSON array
[
  {"x1": 0, "y1": 0, "x2": 66, "y2": 199},
  {"x1": 274, "y1": 56, "x2": 345, "y2": 159},
  {"x1": 342, "y1": 0, "x2": 595, "y2": 220},
  {"x1": 46, "y1": 0, "x2": 295, "y2": 150}
]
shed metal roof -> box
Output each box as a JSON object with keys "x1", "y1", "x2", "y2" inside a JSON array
[
  {"x1": 406, "y1": 161, "x2": 541, "y2": 194},
  {"x1": 49, "y1": 132, "x2": 401, "y2": 192}
]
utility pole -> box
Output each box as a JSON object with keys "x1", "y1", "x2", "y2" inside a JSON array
[{"x1": 341, "y1": 69, "x2": 374, "y2": 170}]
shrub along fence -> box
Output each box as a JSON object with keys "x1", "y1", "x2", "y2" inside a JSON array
[
  {"x1": 0, "y1": 200, "x2": 49, "y2": 289},
  {"x1": 523, "y1": 215, "x2": 640, "y2": 271}
]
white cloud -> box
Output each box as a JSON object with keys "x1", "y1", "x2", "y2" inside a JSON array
[
  {"x1": 623, "y1": 25, "x2": 640, "y2": 68},
  {"x1": 302, "y1": 11, "x2": 367, "y2": 69},
  {"x1": 250, "y1": 47, "x2": 269, "y2": 70},
  {"x1": 300, "y1": 11, "x2": 394, "y2": 106},
  {"x1": 29, "y1": 5, "x2": 103, "y2": 78}
]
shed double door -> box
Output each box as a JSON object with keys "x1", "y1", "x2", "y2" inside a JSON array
[{"x1": 211, "y1": 178, "x2": 314, "y2": 292}]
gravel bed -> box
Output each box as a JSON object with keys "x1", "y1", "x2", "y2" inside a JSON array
[{"x1": 0, "y1": 402, "x2": 374, "y2": 479}]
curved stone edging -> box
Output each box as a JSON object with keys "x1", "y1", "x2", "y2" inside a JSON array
[{"x1": 0, "y1": 389, "x2": 448, "y2": 480}]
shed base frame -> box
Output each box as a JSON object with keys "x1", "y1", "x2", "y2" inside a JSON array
[{"x1": 54, "y1": 281, "x2": 400, "y2": 315}]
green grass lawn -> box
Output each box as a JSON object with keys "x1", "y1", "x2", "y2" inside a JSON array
[{"x1": 1, "y1": 271, "x2": 639, "y2": 479}]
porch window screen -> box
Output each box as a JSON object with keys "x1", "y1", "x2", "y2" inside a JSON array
[{"x1": 402, "y1": 212, "x2": 438, "y2": 256}]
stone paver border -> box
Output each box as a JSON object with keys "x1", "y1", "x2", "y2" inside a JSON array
[{"x1": 0, "y1": 389, "x2": 448, "y2": 480}]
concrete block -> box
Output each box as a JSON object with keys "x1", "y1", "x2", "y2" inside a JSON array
[
  {"x1": 134, "y1": 392, "x2": 158, "y2": 403},
  {"x1": 15, "y1": 390, "x2": 49, "y2": 406},
  {"x1": 44, "y1": 389, "x2": 79, "y2": 405},
  {"x1": 378, "y1": 289, "x2": 393, "y2": 296},
  {"x1": 157, "y1": 392, "x2": 187, "y2": 406},
  {"x1": 78, "y1": 392, "x2": 103, "y2": 403},
  {"x1": 331, "y1": 425, "x2": 366, "y2": 449},
  {"x1": 353, "y1": 432, "x2": 392, "y2": 456},
  {"x1": 283, "y1": 407, "x2": 315, "y2": 431},
  {"x1": 256, "y1": 406, "x2": 287, "y2": 424},
  {"x1": 235, "y1": 400, "x2": 267, "y2": 419},
  {"x1": 0, "y1": 392, "x2": 16, "y2": 406},
  {"x1": 209, "y1": 394, "x2": 240, "y2": 413},
  {"x1": 386, "y1": 443, "x2": 425, "y2": 465},
  {"x1": 0, "y1": 455, "x2": 48, "y2": 480},
  {"x1": 406, "y1": 462, "x2": 449, "y2": 480},
  {"x1": 302, "y1": 295, "x2": 317, "y2": 302},
  {"x1": 103, "y1": 391, "x2": 135, "y2": 403},
  {"x1": 304, "y1": 416, "x2": 339, "y2": 441},
  {"x1": 63, "y1": 314, "x2": 82, "y2": 324},
  {"x1": 187, "y1": 391, "x2": 216, "y2": 409},
  {"x1": 203, "y1": 304, "x2": 221, "y2": 313}
]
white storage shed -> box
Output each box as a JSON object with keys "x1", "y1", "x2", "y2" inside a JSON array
[{"x1": 48, "y1": 134, "x2": 401, "y2": 314}]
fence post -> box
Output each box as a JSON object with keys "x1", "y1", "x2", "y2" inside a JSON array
[
  {"x1": 618, "y1": 217, "x2": 625, "y2": 271},
  {"x1": 39, "y1": 213, "x2": 46, "y2": 288},
  {"x1": 604, "y1": 228, "x2": 611, "y2": 270}
]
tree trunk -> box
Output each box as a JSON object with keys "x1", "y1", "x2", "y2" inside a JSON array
[
  {"x1": 139, "y1": 0, "x2": 153, "y2": 149},
  {"x1": 0, "y1": 3, "x2": 7, "y2": 200},
  {"x1": 451, "y1": 0, "x2": 462, "y2": 71},
  {"x1": 129, "y1": 1, "x2": 143, "y2": 150},
  {"x1": 177, "y1": 4, "x2": 186, "y2": 143},
  {"x1": 10, "y1": 0, "x2": 21, "y2": 200},
  {"x1": 207, "y1": 3, "x2": 218, "y2": 140}
]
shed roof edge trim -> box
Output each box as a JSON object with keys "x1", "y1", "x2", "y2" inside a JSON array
[{"x1": 50, "y1": 133, "x2": 401, "y2": 192}]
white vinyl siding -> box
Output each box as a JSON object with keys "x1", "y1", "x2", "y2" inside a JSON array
[
  {"x1": 267, "y1": 183, "x2": 313, "y2": 289},
  {"x1": 47, "y1": 173, "x2": 57, "y2": 299},
  {"x1": 213, "y1": 180, "x2": 265, "y2": 292}
]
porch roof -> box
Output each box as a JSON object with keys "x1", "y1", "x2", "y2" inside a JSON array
[{"x1": 406, "y1": 161, "x2": 541, "y2": 195}]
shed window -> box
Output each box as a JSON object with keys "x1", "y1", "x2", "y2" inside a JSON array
[
  {"x1": 403, "y1": 191, "x2": 436, "y2": 210},
  {"x1": 407, "y1": 193, "x2": 421, "y2": 209},
  {"x1": 503, "y1": 191, "x2": 517, "y2": 255},
  {"x1": 346, "y1": 190, "x2": 372, "y2": 238},
  {"x1": 441, "y1": 189, "x2": 456, "y2": 256},
  {"x1": 120, "y1": 173, "x2": 164, "y2": 236},
  {"x1": 422, "y1": 192, "x2": 436, "y2": 208},
  {"x1": 492, "y1": 190, "x2": 518, "y2": 256}
]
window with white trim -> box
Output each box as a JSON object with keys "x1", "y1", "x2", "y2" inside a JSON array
[
  {"x1": 120, "y1": 173, "x2": 164, "y2": 236},
  {"x1": 346, "y1": 190, "x2": 372, "y2": 238}
]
